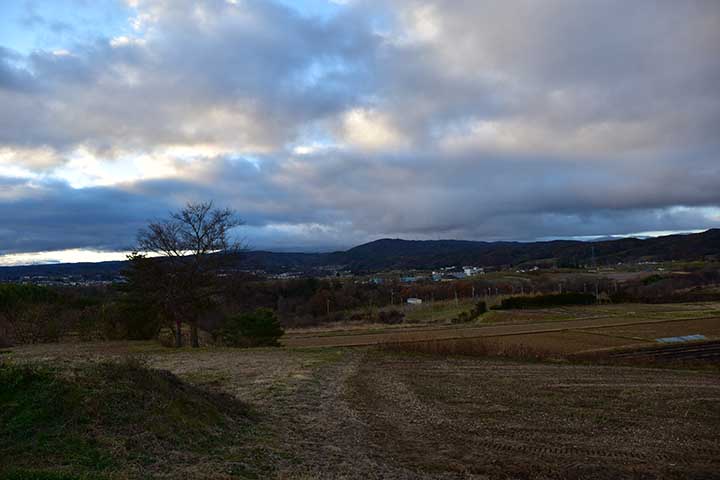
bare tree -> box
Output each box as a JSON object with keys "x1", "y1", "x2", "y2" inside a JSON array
[{"x1": 131, "y1": 201, "x2": 244, "y2": 347}]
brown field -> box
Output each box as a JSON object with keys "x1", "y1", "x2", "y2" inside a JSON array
[
  {"x1": 5, "y1": 302, "x2": 720, "y2": 478},
  {"x1": 348, "y1": 351, "x2": 720, "y2": 479},
  {"x1": 587, "y1": 317, "x2": 720, "y2": 342},
  {"x1": 6, "y1": 342, "x2": 720, "y2": 479},
  {"x1": 283, "y1": 313, "x2": 720, "y2": 352},
  {"x1": 284, "y1": 302, "x2": 720, "y2": 338}
]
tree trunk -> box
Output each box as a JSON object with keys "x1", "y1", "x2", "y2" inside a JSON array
[
  {"x1": 175, "y1": 318, "x2": 183, "y2": 348},
  {"x1": 190, "y1": 322, "x2": 199, "y2": 348}
]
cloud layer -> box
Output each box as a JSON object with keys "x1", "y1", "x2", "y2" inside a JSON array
[{"x1": 1, "y1": 0, "x2": 719, "y2": 256}]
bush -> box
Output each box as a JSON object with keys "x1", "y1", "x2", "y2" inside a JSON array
[
  {"x1": 216, "y1": 308, "x2": 284, "y2": 347},
  {"x1": 474, "y1": 301, "x2": 487, "y2": 316},
  {"x1": 377, "y1": 309, "x2": 405, "y2": 324},
  {"x1": 4, "y1": 305, "x2": 63, "y2": 344},
  {"x1": 0, "y1": 285, "x2": 64, "y2": 344},
  {"x1": 348, "y1": 313, "x2": 366, "y2": 322},
  {"x1": 452, "y1": 301, "x2": 487, "y2": 324},
  {"x1": 496, "y1": 293, "x2": 596, "y2": 310},
  {"x1": 642, "y1": 274, "x2": 665, "y2": 286},
  {"x1": 76, "y1": 304, "x2": 113, "y2": 341}
]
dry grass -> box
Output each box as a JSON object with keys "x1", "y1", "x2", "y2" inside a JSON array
[
  {"x1": 347, "y1": 350, "x2": 720, "y2": 479},
  {"x1": 6, "y1": 340, "x2": 720, "y2": 479},
  {"x1": 377, "y1": 314, "x2": 720, "y2": 367},
  {"x1": 380, "y1": 336, "x2": 558, "y2": 361},
  {"x1": 586, "y1": 316, "x2": 720, "y2": 340}
]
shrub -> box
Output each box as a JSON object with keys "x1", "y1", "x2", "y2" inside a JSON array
[
  {"x1": 452, "y1": 311, "x2": 473, "y2": 324},
  {"x1": 4, "y1": 305, "x2": 63, "y2": 344},
  {"x1": 329, "y1": 311, "x2": 346, "y2": 323},
  {"x1": 348, "y1": 313, "x2": 366, "y2": 322},
  {"x1": 73, "y1": 301, "x2": 159, "y2": 342},
  {"x1": 0, "y1": 285, "x2": 64, "y2": 344},
  {"x1": 642, "y1": 274, "x2": 665, "y2": 286},
  {"x1": 496, "y1": 293, "x2": 596, "y2": 310},
  {"x1": 452, "y1": 301, "x2": 487, "y2": 324},
  {"x1": 377, "y1": 310, "x2": 405, "y2": 324},
  {"x1": 216, "y1": 308, "x2": 284, "y2": 347}
]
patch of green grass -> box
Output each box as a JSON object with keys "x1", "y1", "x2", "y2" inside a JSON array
[
  {"x1": 0, "y1": 363, "x2": 113, "y2": 473},
  {"x1": 0, "y1": 358, "x2": 268, "y2": 478},
  {"x1": 294, "y1": 347, "x2": 347, "y2": 365}
]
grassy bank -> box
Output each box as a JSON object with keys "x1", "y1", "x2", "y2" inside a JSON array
[{"x1": 0, "y1": 358, "x2": 271, "y2": 480}]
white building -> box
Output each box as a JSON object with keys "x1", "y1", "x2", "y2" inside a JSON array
[{"x1": 463, "y1": 266, "x2": 485, "y2": 276}]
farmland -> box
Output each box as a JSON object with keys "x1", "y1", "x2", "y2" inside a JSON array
[
  {"x1": 4, "y1": 341, "x2": 719, "y2": 478},
  {"x1": 283, "y1": 302, "x2": 720, "y2": 352},
  {"x1": 0, "y1": 302, "x2": 720, "y2": 480},
  {"x1": 3, "y1": 301, "x2": 720, "y2": 479}
]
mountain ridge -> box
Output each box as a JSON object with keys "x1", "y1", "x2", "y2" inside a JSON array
[{"x1": 1, "y1": 229, "x2": 718, "y2": 279}]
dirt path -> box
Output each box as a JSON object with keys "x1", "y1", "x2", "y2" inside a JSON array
[
  {"x1": 283, "y1": 315, "x2": 720, "y2": 348},
  {"x1": 151, "y1": 348, "x2": 437, "y2": 479}
]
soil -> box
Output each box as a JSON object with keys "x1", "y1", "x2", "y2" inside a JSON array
[
  {"x1": 8, "y1": 341, "x2": 720, "y2": 479},
  {"x1": 282, "y1": 315, "x2": 720, "y2": 350}
]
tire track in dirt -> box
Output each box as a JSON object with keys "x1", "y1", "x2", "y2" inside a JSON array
[
  {"x1": 344, "y1": 352, "x2": 720, "y2": 479},
  {"x1": 273, "y1": 350, "x2": 447, "y2": 479}
]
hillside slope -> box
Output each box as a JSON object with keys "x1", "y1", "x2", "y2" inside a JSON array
[{"x1": 1, "y1": 229, "x2": 717, "y2": 277}]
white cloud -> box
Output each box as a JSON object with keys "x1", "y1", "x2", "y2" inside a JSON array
[
  {"x1": 109, "y1": 36, "x2": 146, "y2": 48},
  {"x1": 0, "y1": 147, "x2": 63, "y2": 170},
  {"x1": 341, "y1": 108, "x2": 408, "y2": 150},
  {"x1": 0, "y1": 249, "x2": 132, "y2": 267}
]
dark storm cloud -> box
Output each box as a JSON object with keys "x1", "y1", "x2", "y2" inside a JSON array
[
  {"x1": 0, "y1": 0, "x2": 719, "y2": 255},
  {"x1": 0, "y1": 177, "x2": 174, "y2": 254}
]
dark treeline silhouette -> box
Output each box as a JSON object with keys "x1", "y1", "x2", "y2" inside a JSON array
[{"x1": 1, "y1": 264, "x2": 719, "y2": 346}]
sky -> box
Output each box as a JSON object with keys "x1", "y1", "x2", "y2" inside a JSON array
[{"x1": 0, "y1": 0, "x2": 719, "y2": 265}]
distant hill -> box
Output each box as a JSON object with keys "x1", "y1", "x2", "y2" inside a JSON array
[
  {"x1": 1, "y1": 229, "x2": 718, "y2": 280},
  {"x1": 333, "y1": 229, "x2": 720, "y2": 271}
]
